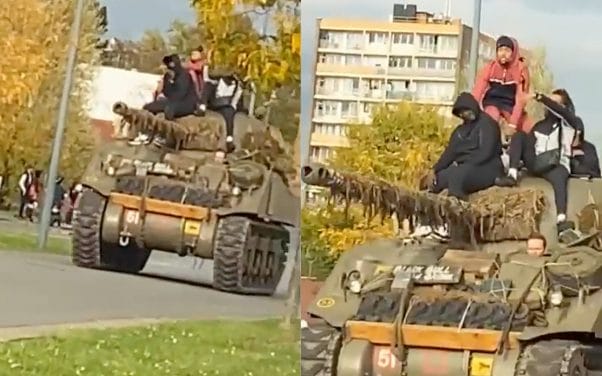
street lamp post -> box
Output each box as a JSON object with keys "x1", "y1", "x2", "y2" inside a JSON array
[
  {"x1": 467, "y1": 0, "x2": 482, "y2": 91},
  {"x1": 37, "y1": 0, "x2": 86, "y2": 250}
]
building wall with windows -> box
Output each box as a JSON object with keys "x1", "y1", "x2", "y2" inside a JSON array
[
  {"x1": 304, "y1": 13, "x2": 500, "y2": 204},
  {"x1": 308, "y1": 17, "x2": 498, "y2": 165}
]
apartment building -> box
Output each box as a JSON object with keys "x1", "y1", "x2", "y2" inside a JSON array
[{"x1": 308, "y1": 4, "x2": 499, "y2": 166}]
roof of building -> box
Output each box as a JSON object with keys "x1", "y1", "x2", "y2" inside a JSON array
[{"x1": 84, "y1": 65, "x2": 160, "y2": 121}]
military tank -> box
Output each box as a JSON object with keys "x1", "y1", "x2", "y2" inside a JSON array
[
  {"x1": 71, "y1": 103, "x2": 299, "y2": 296},
  {"x1": 301, "y1": 163, "x2": 602, "y2": 375}
]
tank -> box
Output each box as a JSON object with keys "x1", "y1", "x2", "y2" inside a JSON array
[
  {"x1": 301, "y1": 163, "x2": 602, "y2": 375},
  {"x1": 70, "y1": 103, "x2": 299, "y2": 296}
]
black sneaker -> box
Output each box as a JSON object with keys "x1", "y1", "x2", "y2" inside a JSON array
[
  {"x1": 557, "y1": 220, "x2": 576, "y2": 234},
  {"x1": 495, "y1": 175, "x2": 518, "y2": 187}
]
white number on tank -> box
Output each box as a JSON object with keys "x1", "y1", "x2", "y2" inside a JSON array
[
  {"x1": 125, "y1": 210, "x2": 139, "y2": 225},
  {"x1": 376, "y1": 348, "x2": 397, "y2": 369}
]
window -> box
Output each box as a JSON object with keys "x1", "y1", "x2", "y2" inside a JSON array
[
  {"x1": 392, "y1": 33, "x2": 414, "y2": 44},
  {"x1": 345, "y1": 55, "x2": 361, "y2": 65},
  {"x1": 417, "y1": 58, "x2": 437, "y2": 69},
  {"x1": 315, "y1": 101, "x2": 339, "y2": 116},
  {"x1": 368, "y1": 32, "x2": 387, "y2": 44},
  {"x1": 389, "y1": 56, "x2": 412, "y2": 68},
  {"x1": 419, "y1": 34, "x2": 439, "y2": 52},
  {"x1": 341, "y1": 102, "x2": 357, "y2": 118},
  {"x1": 310, "y1": 147, "x2": 333, "y2": 163},
  {"x1": 438, "y1": 36, "x2": 458, "y2": 52},
  {"x1": 346, "y1": 32, "x2": 363, "y2": 50},
  {"x1": 439, "y1": 59, "x2": 456, "y2": 71}
]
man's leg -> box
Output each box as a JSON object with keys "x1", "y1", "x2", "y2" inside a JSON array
[
  {"x1": 197, "y1": 82, "x2": 217, "y2": 116},
  {"x1": 484, "y1": 106, "x2": 501, "y2": 121},
  {"x1": 542, "y1": 166, "x2": 573, "y2": 232},
  {"x1": 217, "y1": 106, "x2": 236, "y2": 152},
  {"x1": 143, "y1": 98, "x2": 167, "y2": 115},
  {"x1": 496, "y1": 131, "x2": 534, "y2": 186}
]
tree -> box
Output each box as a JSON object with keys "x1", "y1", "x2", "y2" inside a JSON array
[
  {"x1": 301, "y1": 102, "x2": 452, "y2": 275},
  {"x1": 525, "y1": 46, "x2": 554, "y2": 119},
  {"x1": 0, "y1": 0, "x2": 101, "y2": 199},
  {"x1": 190, "y1": 0, "x2": 300, "y2": 100}
]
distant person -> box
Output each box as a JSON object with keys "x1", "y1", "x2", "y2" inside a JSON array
[
  {"x1": 24, "y1": 170, "x2": 43, "y2": 222},
  {"x1": 17, "y1": 167, "x2": 34, "y2": 219},
  {"x1": 472, "y1": 36, "x2": 534, "y2": 134},
  {"x1": 51, "y1": 176, "x2": 66, "y2": 227},
  {"x1": 423, "y1": 92, "x2": 503, "y2": 200}
]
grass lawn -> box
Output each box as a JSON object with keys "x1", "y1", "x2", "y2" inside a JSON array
[
  {"x1": 0, "y1": 319, "x2": 299, "y2": 375},
  {"x1": 0, "y1": 231, "x2": 71, "y2": 255}
]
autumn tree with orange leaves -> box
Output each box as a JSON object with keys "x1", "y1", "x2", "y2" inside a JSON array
[{"x1": 0, "y1": 0, "x2": 102, "y2": 201}]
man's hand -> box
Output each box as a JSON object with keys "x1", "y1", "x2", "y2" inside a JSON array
[{"x1": 420, "y1": 170, "x2": 436, "y2": 191}]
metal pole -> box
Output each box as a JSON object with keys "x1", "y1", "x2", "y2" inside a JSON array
[
  {"x1": 467, "y1": 0, "x2": 482, "y2": 90},
  {"x1": 37, "y1": 0, "x2": 86, "y2": 250}
]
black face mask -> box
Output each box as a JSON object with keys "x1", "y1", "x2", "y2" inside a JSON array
[{"x1": 459, "y1": 110, "x2": 476, "y2": 122}]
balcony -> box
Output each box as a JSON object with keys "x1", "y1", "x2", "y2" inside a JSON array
[
  {"x1": 387, "y1": 67, "x2": 456, "y2": 79},
  {"x1": 416, "y1": 47, "x2": 458, "y2": 58},
  {"x1": 314, "y1": 87, "x2": 362, "y2": 99},
  {"x1": 318, "y1": 40, "x2": 364, "y2": 51},
  {"x1": 316, "y1": 63, "x2": 387, "y2": 77}
]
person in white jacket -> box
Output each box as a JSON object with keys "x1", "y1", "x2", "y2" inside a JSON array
[{"x1": 17, "y1": 167, "x2": 34, "y2": 218}]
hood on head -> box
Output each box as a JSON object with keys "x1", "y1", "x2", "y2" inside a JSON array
[
  {"x1": 452, "y1": 92, "x2": 480, "y2": 118},
  {"x1": 496, "y1": 36, "x2": 520, "y2": 65},
  {"x1": 162, "y1": 54, "x2": 182, "y2": 70}
]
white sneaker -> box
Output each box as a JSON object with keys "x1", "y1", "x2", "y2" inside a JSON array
[
  {"x1": 128, "y1": 133, "x2": 150, "y2": 146},
  {"x1": 226, "y1": 136, "x2": 234, "y2": 143}
]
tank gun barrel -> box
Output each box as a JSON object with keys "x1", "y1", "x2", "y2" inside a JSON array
[
  {"x1": 305, "y1": 167, "x2": 546, "y2": 244},
  {"x1": 301, "y1": 163, "x2": 338, "y2": 187}
]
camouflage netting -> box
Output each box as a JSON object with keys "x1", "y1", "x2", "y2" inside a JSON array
[
  {"x1": 326, "y1": 171, "x2": 546, "y2": 243},
  {"x1": 237, "y1": 129, "x2": 295, "y2": 185},
  {"x1": 113, "y1": 102, "x2": 224, "y2": 151}
]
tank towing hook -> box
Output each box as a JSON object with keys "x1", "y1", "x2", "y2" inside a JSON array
[{"x1": 118, "y1": 235, "x2": 130, "y2": 247}]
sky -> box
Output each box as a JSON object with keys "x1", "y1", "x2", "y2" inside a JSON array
[
  {"x1": 99, "y1": 0, "x2": 602, "y2": 158},
  {"x1": 300, "y1": 0, "x2": 602, "y2": 159}
]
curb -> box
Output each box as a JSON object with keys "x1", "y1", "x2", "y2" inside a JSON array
[{"x1": 0, "y1": 316, "x2": 285, "y2": 343}]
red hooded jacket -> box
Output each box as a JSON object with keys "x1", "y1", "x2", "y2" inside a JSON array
[{"x1": 472, "y1": 38, "x2": 530, "y2": 127}]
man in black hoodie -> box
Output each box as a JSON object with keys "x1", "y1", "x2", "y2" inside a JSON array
[
  {"x1": 143, "y1": 54, "x2": 198, "y2": 121},
  {"x1": 425, "y1": 92, "x2": 503, "y2": 200}
]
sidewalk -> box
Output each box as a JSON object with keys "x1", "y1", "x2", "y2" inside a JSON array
[{"x1": 0, "y1": 210, "x2": 71, "y2": 239}]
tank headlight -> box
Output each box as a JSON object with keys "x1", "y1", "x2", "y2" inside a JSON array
[
  {"x1": 347, "y1": 270, "x2": 362, "y2": 294},
  {"x1": 106, "y1": 166, "x2": 115, "y2": 176},
  {"x1": 232, "y1": 186, "x2": 241, "y2": 196},
  {"x1": 550, "y1": 290, "x2": 564, "y2": 306}
]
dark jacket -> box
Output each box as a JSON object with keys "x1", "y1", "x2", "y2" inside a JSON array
[
  {"x1": 161, "y1": 54, "x2": 198, "y2": 105},
  {"x1": 433, "y1": 92, "x2": 502, "y2": 172},
  {"x1": 572, "y1": 140, "x2": 601, "y2": 178},
  {"x1": 531, "y1": 94, "x2": 582, "y2": 135}
]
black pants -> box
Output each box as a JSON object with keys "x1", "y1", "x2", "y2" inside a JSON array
[
  {"x1": 143, "y1": 98, "x2": 195, "y2": 120},
  {"x1": 507, "y1": 131, "x2": 569, "y2": 214},
  {"x1": 18, "y1": 194, "x2": 26, "y2": 217},
  {"x1": 432, "y1": 159, "x2": 502, "y2": 200},
  {"x1": 199, "y1": 82, "x2": 236, "y2": 139}
]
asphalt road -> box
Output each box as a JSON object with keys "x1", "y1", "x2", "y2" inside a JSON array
[{"x1": 0, "y1": 229, "x2": 298, "y2": 328}]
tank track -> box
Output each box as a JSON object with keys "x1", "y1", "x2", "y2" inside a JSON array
[
  {"x1": 514, "y1": 340, "x2": 589, "y2": 375},
  {"x1": 301, "y1": 323, "x2": 342, "y2": 376},
  {"x1": 354, "y1": 294, "x2": 528, "y2": 331},
  {"x1": 115, "y1": 177, "x2": 226, "y2": 208},
  {"x1": 71, "y1": 190, "x2": 105, "y2": 268},
  {"x1": 71, "y1": 190, "x2": 150, "y2": 273},
  {"x1": 212, "y1": 216, "x2": 289, "y2": 295}
]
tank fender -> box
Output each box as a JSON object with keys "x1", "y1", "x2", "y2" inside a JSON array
[
  {"x1": 518, "y1": 290, "x2": 602, "y2": 342},
  {"x1": 307, "y1": 239, "x2": 444, "y2": 327},
  {"x1": 491, "y1": 348, "x2": 521, "y2": 376},
  {"x1": 216, "y1": 171, "x2": 298, "y2": 227}
]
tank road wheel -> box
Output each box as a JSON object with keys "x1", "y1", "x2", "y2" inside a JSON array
[
  {"x1": 71, "y1": 190, "x2": 150, "y2": 273},
  {"x1": 100, "y1": 242, "x2": 150, "y2": 274},
  {"x1": 301, "y1": 324, "x2": 342, "y2": 376},
  {"x1": 516, "y1": 340, "x2": 589, "y2": 375},
  {"x1": 212, "y1": 216, "x2": 289, "y2": 295},
  {"x1": 71, "y1": 190, "x2": 105, "y2": 268}
]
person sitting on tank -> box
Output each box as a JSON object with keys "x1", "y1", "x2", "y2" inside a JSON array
[
  {"x1": 495, "y1": 89, "x2": 581, "y2": 234},
  {"x1": 423, "y1": 92, "x2": 503, "y2": 201},
  {"x1": 570, "y1": 126, "x2": 601, "y2": 178},
  {"x1": 134, "y1": 54, "x2": 199, "y2": 145},
  {"x1": 183, "y1": 45, "x2": 207, "y2": 104},
  {"x1": 195, "y1": 68, "x2": 245, "y2": 153},
  {"x1": 472, "y1": 35, "x2": 534, "y2": 134}
]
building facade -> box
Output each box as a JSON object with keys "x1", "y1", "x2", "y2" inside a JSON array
[{"x1": 308, "y1": 11, "x2": 498, "y2": 165}]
